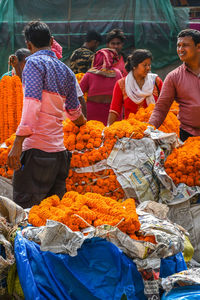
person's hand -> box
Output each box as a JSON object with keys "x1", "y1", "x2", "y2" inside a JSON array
[
  {"x1": 9, "y1": 55, "x2": 19, "y2": 68},
  {"x1": 7, "y1": 143, "x2": 22, "y2": 170},
  {"x1": 73, "y1": 113, "x2": 87, "y2": 127},
  {"x1": 7, "y1": 136, "x2": 25, "y2": 170}
]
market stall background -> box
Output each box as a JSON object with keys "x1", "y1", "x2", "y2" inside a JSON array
[{"x1": 0, "y1": 0, "x2": 189, "y2": 76}]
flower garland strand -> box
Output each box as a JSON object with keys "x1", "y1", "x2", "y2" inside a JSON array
[
  {"x1": 28, "y1": 191, "x2": 156, "y2": 244},
  {"x1": 165, "y1": 136, "x2": 200, "y2": 186},
  {"x1": 0, "y1": 76, "x2": 23, "y2": 143},
  {"x1": 75, "y1": 73, "x2": 88, "y2": 102}
]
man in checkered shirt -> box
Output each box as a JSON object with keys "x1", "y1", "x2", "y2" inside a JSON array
[{"x1": 7, "y1": 21, "x2": 86, "y2": 208}]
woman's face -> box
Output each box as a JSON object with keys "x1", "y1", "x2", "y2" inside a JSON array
[{"x1": 134, "y1": 58, "x2": 151, "y2": 78}]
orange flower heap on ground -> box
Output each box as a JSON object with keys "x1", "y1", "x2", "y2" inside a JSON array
[
  {"x1": 63, "y1": 119, "x2": 104, "y2": 151},
  {"x1": 66, "y1": 168, "x2": 125, "y2": 200},
  {"x1": 134, "y1": 103, "x2": 180, "y2": 137},
  {"x1": 63, "y1": 119, "x2": 106, "y2": 167},
  {"x1": 64, "y1": 117, "x2": 149, "y2": 169},
  {"x1": 104, "y1": 118, "x2": 148, "y2": 156},
  {"x1": 28, "y1": 191, "x2": 156, "y2": 243},
  {"x1": 0, "y1": 76, "x2": 23, "y2": 143},
  {"x1": 164, "y1": 137, "x2": 200, "y2": 186}
]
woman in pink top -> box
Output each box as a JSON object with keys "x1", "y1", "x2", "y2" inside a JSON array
[{"x1": 79, "y1": 48, "x2": 122, "y2": 125}]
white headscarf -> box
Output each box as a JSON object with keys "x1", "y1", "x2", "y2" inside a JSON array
[{"x1": 125, "y1": 71, "x2": 158, "y2": 105}]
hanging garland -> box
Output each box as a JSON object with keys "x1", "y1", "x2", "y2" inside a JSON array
[{"x1": 0, "y1": 76, "x2": 23, "y2": 143}]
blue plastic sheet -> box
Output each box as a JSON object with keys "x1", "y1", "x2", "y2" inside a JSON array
[
  {"x1": 14, "y1": 232, "x2": 146, "y2": 300},
  {"x1": 161, "y1": 285, "x2": 200, "y2": 299},
  {"x1": 160, "y1": 252, "x2": 187, "y2": 278}
]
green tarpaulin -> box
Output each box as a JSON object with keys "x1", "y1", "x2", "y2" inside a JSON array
[{"x1": 0, "y1": 0, "x2": 189, "y2": 76}]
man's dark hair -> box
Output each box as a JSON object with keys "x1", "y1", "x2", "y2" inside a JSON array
[
  {"x1": 125, "y1": 49, "x2": 152, "y2": 72},
  {"x1": 106, "y1": 28, "x2": 126, "y2": 43},
  {"x1": 178, "y1": 29, "x2": 200, "y2": 46},
  {"x1": 15, "y1": 48, "x2": 31, "y2": 62},
  {"x1": 24, "y1": 21, "x2": 51, "y2": 48},
  {"x1": 86, "y1": 30, "x2": 102, "y2": 43}
]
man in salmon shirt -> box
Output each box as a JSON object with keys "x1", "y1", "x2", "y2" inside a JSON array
[
  {"x1": 7, "y1": 21, "x2": 86, "y2": 208},
  {"x1": 149, "y1": 29, "x2": 200, "y2": 142},
  {"x1": 106, "y1": 28, "x2": 127, "y2": 77}
]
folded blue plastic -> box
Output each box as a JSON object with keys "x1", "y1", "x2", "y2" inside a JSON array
[
  {"x1": 15, "y1": 232, "x2": 145, "y2": 300},
  {"x1": 160, "y1": 252, "x2": 187, "y2": 278},
  {"x1": 161, "y1": 285, "x2": 200, "y2": 299},
  {"x1": 14, "y1": 232, "x2": 187, "y2": 300}
]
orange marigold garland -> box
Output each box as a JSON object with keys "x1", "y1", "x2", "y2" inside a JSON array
[
  {"x1": 63, "y1": 118, "x2": 149, "y2": 169},
  {"x1": 66, "y1": 169, "x2": 125, "y2": 200},
  {"x1": 0, "y1": 76, "x2": 23, "y2": 143},
  {"x1": 0, "y1": 134, "x2": 15, "y2": 178},
  {"x1": 28, "y1": 191, "x2": 156, "y2": 243},
  {"x1": 133, "y1": 103, "x2": 180, "y2": 137},
  {"x1": 14, "y1": 75, "x2": 23, "y2": 125},
  {"x1": 63, "y1": 118, "x2": 149, "y2": 200},
  {"x1": 0, "y1": 97, "x2": 180, "y2": 199},
  {"x1": 164, "y1": 137, "x2": 200, "y2": 186},
  {"x1": 75, "y1": 73, "x2": 88, "y2": 102}
]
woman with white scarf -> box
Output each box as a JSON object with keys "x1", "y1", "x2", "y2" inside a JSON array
[{"x1": 107, "y1": 49, "x2": 163, "y2": 125}]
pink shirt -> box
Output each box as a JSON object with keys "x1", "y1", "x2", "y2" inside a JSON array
[
  {"x1": 79, "y1": 69, "x2": 122, "y2": 97},
  {"x1": 149, "y1": 64, "x2": 200, "y2": 136},
  {"x1": 16, "y1": 50, "x2": 81, "y2": 152}
]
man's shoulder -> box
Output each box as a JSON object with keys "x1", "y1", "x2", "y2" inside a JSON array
[
  {"x1": 71, "y1": 47, "x2": 93, "y2": 59},
  {"x1": 166, "y1": 64, "x2": 184, "y2": 80}
]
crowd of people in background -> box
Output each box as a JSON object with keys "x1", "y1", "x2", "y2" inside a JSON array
[
  {"x1": 4, "y1": 25, "x2": 200, "y2": 139},
  {"x1": 68, "y1": 27, "x2": 164, "y2": 126},
  {"x1": 69, "y1": 26, "x2": 200, "y2": 145},
  {"x1": 2, "y1": 20, "x2": 200, "y2": 207}
]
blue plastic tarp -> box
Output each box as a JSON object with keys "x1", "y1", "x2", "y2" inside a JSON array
[
  {"x1": 14, "y1": 232, "x2": 146, "y2": 300},
  {"x1": 14, "y1": 232, "x2": 187, "y2": 300},
  {"x1": 160, "y1": 252, "x2": 187, "y2": 278},
  {"x1": 161, "y1": 285, "x2": 200, "y2": 299}
]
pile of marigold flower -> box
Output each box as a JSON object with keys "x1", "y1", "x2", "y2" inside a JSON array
[
  {"x1": 0, "y1": 100, "x2": 181, "y2": 199},
  {"x1": 28, "y1": 191, "x2": 156, "y2": 243},
  {"x1": 0, "y1": 76, "x2": 23, "y2": 143},
  {"x1": 164, "y1": 137, "x2": 200, "y2": 186},
  {"x1": 66, "y1": 169, "x2": 125, "y2": 200},
  {"x1": 75, "y1": 73, "x2": 87, "y2": 101},
  {"x1": 0, "y1": 134, "x2": 15, "y2": 178},
  {"x1": 63, "y1": 117, "x2": 149, "y2": 199},
  {"x1": 63, "y1": 118, "x2": 149, "y2": 169},
  {"x1": 133, "y1": 103, "x2": 180, "y2": 137}
]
